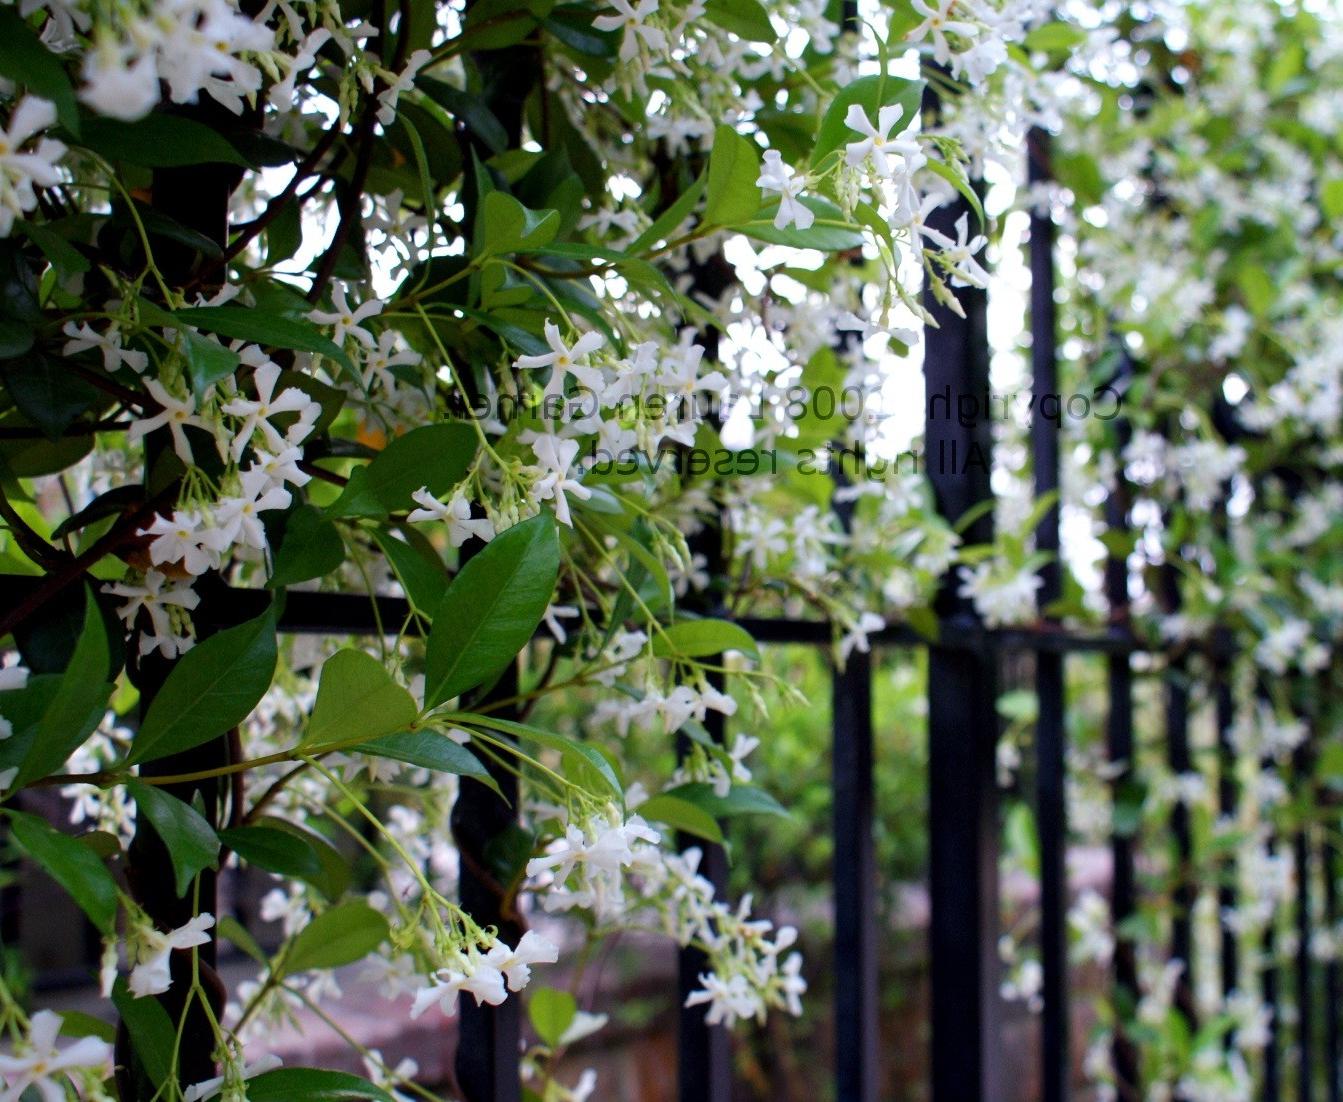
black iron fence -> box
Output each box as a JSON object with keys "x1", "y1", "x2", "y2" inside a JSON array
[{"x1": 2, "y1": 114, "x2": 1338, "y2": 1102}]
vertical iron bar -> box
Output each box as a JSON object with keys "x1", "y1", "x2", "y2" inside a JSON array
[
  {"x1": 450, "y1": 28, "x2": 539, "y2": 1098},
  {"x1": 1104, "y1": 354, "x2": 1140, "y2": 1100},
  {"x1": 115, "y1": 107, "x2": 244, "y2": 1099},
  {"x1": 676, "y1": 724, "x2": 733, "y2": 1102},
  {"x1": 1324, "y1": 832, "x2": 1339, "y2": 1102},
  {"x1": 1028, "y1": 126, "x2": 1069, "y2": 1102},
  {"x1": 453, "y1": 665, "x2": 522, "y2": 1102},
  {"x1": 676, "y1": 250, "x2": 734, "y2": 1102},
  {"x1": 1162, "y1": 560, "x2": 1196, "y2": 1032},
  {"x1": 1215, "y1": 639, "x2": 1238, "y2": 1002},
  {"x1": 1265, "y1": 852, "x2": 1282, "y2": 1102},
  {"x1": 1295, "y1": 743, "x2": 1314, "y2": 1102},
  {"x1": 922, "y1": 96, "x2": 1000, "y2": 1097},
  {"x1": 833, "y1": 644, "x2": 878, "y2": 1102}
]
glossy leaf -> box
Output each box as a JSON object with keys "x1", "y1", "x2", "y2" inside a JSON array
[
  {"x1": 326, "y1": 422, "x2": 477, "y2": 518},
  {"x1": 124, "y1": 780, "x2": 220, "y2": 898},
  {"x1": 268, "y1": 506, "x2": 345, "y2": 588},
  {"x1": 423, "y1": 513, "x2": 560, "y2": 707},
  {"x1": 303, "y1": 649, "x2": 418, "y2": 749},
  {"x1": 281, "y1": 901, "x2": 390, "y2": 976},
  {"x1": 131, "y1": 602, "x2": 278, "y2": 764},
  {"x1": 651, "y1": 617, "x2": 759, "y2": 661},
  {"x1": 704, "y1": 125, "x2": 762, "y2": 227},
  {"x1": 8, "y1": 810, "x2": 118, "y2": 933}
]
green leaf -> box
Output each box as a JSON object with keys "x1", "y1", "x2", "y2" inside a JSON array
[
  {"x1": 1237, "y1": 265, "x2": 1274, "y2": 317},
  {"x1": 662, "y1": 782, "x2": 788, "y2": 819},
  {"x1": 7, "y1": 810, "x2": 118, "y2": 933},
  {"x1": 281, "y1": 901, "x2": 390, "y2": 976},
  {"x1": 218, "y1": 914, "x2": 267, "y2": 963},
  {"x1": 243, "y1": 1069, "x2": 396, "y2": 1102},
  {"x1": 480, "y1": 191, "x2": 561, "y2": 256},
  {"x1": 371, "y1": 529, "x2": 447, "y2": 613},
  {"x1": 219, "y1": 824, "x2": 327, "y2": 891},
  {"x1": 269, "y1": 506, "x2": 345, "y2": 588},
  {"x1": 173, "y1": 306, "x2": 354, "y2": 376},
  {"x1": 529, "y1": 986, "x2": 578, "y2": 1047},
  {"x1": 131, "y1": 602, "x2": 278, "y2": 764},
  {"x1": 810, "y1": 75, "x2": 923, "y2": 169},
  {"x1": 55, "y1": 1010, "x2": 116, "y2": 1043},
  {"x1": 637, "y1": 793, "x2": 724, "y2": 843},
  {"x1": 355, "y1": 729, "x2": 497, "y2": 791},
  {"x1": 702, "y1": 0, "x2": 777, "y2": 42},
  {"x1": 1, "y1": 353, "x2": 96, "y2": 441},
  {"x1": 111, "y1": 978, "x2": 176, "y2": 1086},
  {"x1": 303, "y1": 649, "x2": 418, "y2": 750},
  {"x1": 419, "y1": 77, "x2": 509, "y2": 153},
  {"x1": 424, "y1": 513, "x2": 560, "y2": 707},
  {"x1": 455, "y1": 712, "x2": 622, "y2": 799},
  {"x1": 0, "y1": 10, "x2": 79, "y2": 134},
  {"x1": 1323, "y1": 179, "x2": 1343, "y2": 221},
  {"x1": 124, "y1": 780, "x2": 220, "y2": 898},
  {"x1": 651, "y1": 618, "x2": 759, "y2": 661},
  {"x1": 704, "y1": 126, "x2": 763, "y2": 227},
  {"x1": 76, "y1": 113, "x2": 251, "y2": 168},
  {"x1": 18, "y1": 588, "x2": 112, "y2": 787},
  {"x1": 182, "y1": 331, "x2": 241, "y2": 395},
  {"x1": 326, "y1": 422, "x2": 478, "y2": 518},
  {"x1": 922, "y1": 158, "x2": 985, "y2": 228},
  {"x1": 1022, "y1": 20, "x2": 1087, "y2": 52},
  {"x1": 627, "y1": 172, "x2": 706, "y2": 254}
]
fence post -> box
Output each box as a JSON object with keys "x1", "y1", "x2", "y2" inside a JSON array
[
  {"x1": 452, "y1": 662, "x2": 522, "y2": 1102},
  {"x1": 1028, "y1": 126, "x2": 1069, "y2": 1102},
  {"x1": 114, "y1": 102, "x2": 244, "y2": 1097},
  {"x1": 1103, "y1": 353, "x2": 1140, "y2": 1100},
  {"x1": 922, "y1": 157, "x2": 1001, "y2": 1099},
  {"x1": 832, "y1": 474, "x2": 878, "y2": 1100}
]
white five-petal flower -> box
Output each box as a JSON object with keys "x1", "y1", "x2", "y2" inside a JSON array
[
  {"x1": 0, "y1": 1010, "x2": 113, "y2": 1102},
  {"x1": 755, "y1": 150, "x2": 814, "y2": 231},
  {"x1": 514, "y1": 320, "x2": 604, "y2": 400}
]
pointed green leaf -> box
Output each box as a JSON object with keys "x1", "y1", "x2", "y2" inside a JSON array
[
  {"x1": 7, "y1": 810, "x2": 118, "y2": 933},
  {"x1": 124, "y1": 780, "x2": 220, "y2": 898},
  {"x1": 303, "y1": 649, "x2": 418, "y2": 749},
  {"x1": 130, "y1": 602, "x2": 278, "y2": 764},
  {"x1": 424, "y1": 513, "x2": 559, "y2": 707},
  {"x1": 281, "y1": 901, "x2": 389, "y2": 976}
]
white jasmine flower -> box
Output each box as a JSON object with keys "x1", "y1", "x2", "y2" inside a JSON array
[
  {"x1": 531, "y1": 434, "x2": 592, "y2": 527},
  {"x1": 140, "y1": 511, "x2": 229, "y2": 577},
  {"x1": 407, "y1": 488, "x2": 495, "y2": 547},
  {"x1": 0, "y1": 1010, "x2": 113, "y2": 1101},
  {"x1": 221, "y1": 359, "x2": 317, "y2": 460},
  {"x1": 377, "y1": 49, "x2": 433, "y2": 125},
  {"x1": 0, "y1": 97, "x2": 65, "y2": 236},
  {"x1": 128, "y1": 379, "x2": 211, "y2": 465},
  {"x1": 684, "y1": 971, "x2": 762, "y2": 1027},
  {"x1": 923, "y1": 210, "x2": 990, "y2": 288},
  {"x1": 62, "y1": 320, "x2": 149, "y2": 374},
  {"x1": 487, "y1": 930, "x2": 560, "y2": 991},
  {"x1": 593, "y1": 0, "x2": 666, "y2": 62},
  {"x1": 105, "y1": 570, "x2": 200, "y2": 657},
  {"x1": 128, "y1": 913, "x2": 216, "y2": 998},
  {"x1": 79, "y1": 36, "x2": 160, "y2": 121},
  {"x1": 839, "y1": 611, "x2": 884, "y2": 661},
  {"x1": 755, "y1": 150, "x2": 814, "y2": 231},
  {"x1": 308, "y1": 285, "x2": 383, "y2": 348},
  {"x1": 843, "y1": 103, "x2": 920, "y2": 178},
  {"x1": 514, "y1": 320, "x2": 604, "y2": 400}
]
